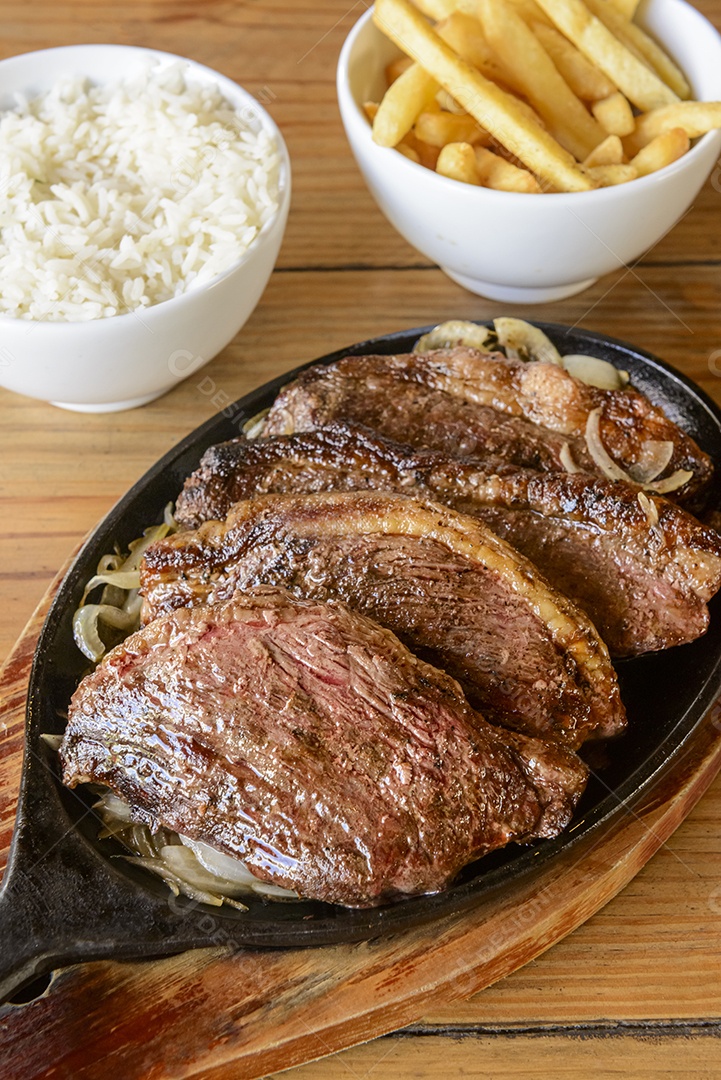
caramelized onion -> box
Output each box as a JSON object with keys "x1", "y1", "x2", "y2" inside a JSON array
[
  {"x1": 414, "y1": 320, "x2": 495, "y2": 353},
  {"x1": 559, "y1": 441, "x2": 582, "y2": 474},
  {"x1": 92, "y1": 790, "x2": 295, "y2": 908},
  {"x1": 644, "y1": 469, "x2": 693, "y2": 494},
  {"x1": 637, "y1": 491, "x2": 659, "y2": 528},
  {"x1": 562, "y1": 353, "x2": 630, "y2": 390},
  {"x1": 243, "y1": 407, "x2": 270, "y2": 440},
  {"x1": 585, "y1": 408, "x2": 633, "y2": 482},
  {"x1": 493, "y1": 318, "x2": 562, "y2": 365}
]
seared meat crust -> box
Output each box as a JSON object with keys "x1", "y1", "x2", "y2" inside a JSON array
[
  {"x1": 261, "y1": 347, "x2": 712, "y2": 508},
  {"x1": 174, "y1": 424, "x2": 721, "y2": 657},
  {"x1": 60, "y1": 590, "x2": 588, "y2": 907},
  {"x1": 141, "y1": 491, "x2": 626, "y2": 747}
]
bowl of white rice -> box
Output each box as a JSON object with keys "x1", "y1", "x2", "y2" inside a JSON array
[{"x1": 0, "y1": 44, "x2": 291, "y2": 411}]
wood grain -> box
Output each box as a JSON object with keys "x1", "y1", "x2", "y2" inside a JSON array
[{"x1": 2, "y1": 0, "x2": 721, "y2": 1074}]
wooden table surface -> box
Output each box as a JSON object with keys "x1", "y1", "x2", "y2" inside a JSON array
[{"x1": 2, "y1": 1, "x2": 721, "y2": 1076}]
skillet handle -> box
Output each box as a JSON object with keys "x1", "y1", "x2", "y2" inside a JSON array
[{"x1": 0, "y1": 874, "x2": 61, "y2": 1005}]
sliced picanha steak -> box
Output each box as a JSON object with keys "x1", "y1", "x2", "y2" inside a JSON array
[
  {"x1": 174, "y1": 424, "x2": 721, "y2": 657},
  {"x1": 141, "y1": 491, "x2": 626, "y2": 747},
  {"x1": 261, "y1": 347, "x2": 712, "y2": 509},
  {"x1": 60, "y1": 590, "x2": 589, "y2": 908}
]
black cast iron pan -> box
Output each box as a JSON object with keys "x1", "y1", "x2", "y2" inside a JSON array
[{"x1": 2, "y1": 321, "x2": 721, "y2": 1006}]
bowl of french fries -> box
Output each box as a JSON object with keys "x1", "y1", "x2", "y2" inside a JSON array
[{"x1": 337, "y1": 0, "x2": 721, "y2": 302}]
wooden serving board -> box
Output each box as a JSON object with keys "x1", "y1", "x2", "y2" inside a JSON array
[{"x1": 1, "y1": 565, "x2": 721, "y2": 1080}]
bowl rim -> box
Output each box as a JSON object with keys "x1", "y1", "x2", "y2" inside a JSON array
[
  {"x1": 336, "y1": 0, "x2": 721, "y2": 202},
  {"x1": 0, "y1": 42, "x2": 292, "y2": 331}
]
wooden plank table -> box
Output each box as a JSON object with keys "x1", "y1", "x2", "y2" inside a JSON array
[{"x1": 2, "y1": 1, "x2": 721, "y2": 1075}]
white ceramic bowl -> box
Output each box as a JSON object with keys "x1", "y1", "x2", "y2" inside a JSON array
[
  {"x1": 337, "y1": 0, "x2": 721, "y2": 303},
  {"x1": 0, "y1": 45, "x2": 291, "y2": 411}
]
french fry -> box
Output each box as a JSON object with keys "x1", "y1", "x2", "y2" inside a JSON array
[
  {"x1": 509, "y1": 0, "x2": 554, "y2": 26},
  {"x1": 623, "y1": 101, "x2": 721, "y2": 155},
  {"x1": 401, "y1": 130, "x2": 443, "y2": 169},
  {"x1": 582, "y1": 133, "x2": 624, "y2": 166},
  {"x1": 439, "y1": 12, "x2": 521, "y2": 91},
  {"x1": 474, "y1": 145, "x2": 543, "y2": 191},
  {"x1": 630, "y1": 126, "x2": 690, "y2": 176},
  {"x1": 583, "y1": 0, "x2": 691, "y2": 100},
  {"x1": 386, "y1": 55, "x2": 414, "y2": 84},
  {"x1": 397, "y1": 142, "x2": 421, "y2": 162},
  {"x1": 363, "y1": 102, "x2": 380, "y2": 123},
  {"x1": 532, "y1": 0, "x2": 680, "y2": 111},
  {"x1": 373, "y1": 0, "x2": 594, "y2": 191},
  {"x1": 436, "y1": 141, "x2": 481, "y2": 182},
  {"x1": 476, "y1": 0, "x2": 604, "y2": 160},
  {"x1": 606, "y1": 0, "x2": 640, "y2": 17},
  {"x1": 372, "y1": 62, "x2": 439, "y2": 147},
  {"x1": 413, "y1": 0, "x2": 460, "y2": 16},
  {"x1": 586, "y1": 162, "x2": 638, "y2": 184},
  {"x1": 373, "y1": 10, "x2": 517, "y2": 147},
  {"x1": 591, "y1": 91, "x2": 635, "y2": 135},
  {"x1": 530, "y1": 20, "x2": 615, "y2": 101},
  {"x1": 415, "y1": 108, "x2": 489, "y2": 146}
]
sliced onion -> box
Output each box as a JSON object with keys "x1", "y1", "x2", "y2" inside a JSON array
[
  {"x1": 562, "y1": 353, "x2": 630, "y2": 390},
  {"x1": 637, "y1": 491, "x2": 660, "y2": 527},
  {"x1": 73, "y1": 603, "x2": 140, "y2": 662},
  {"x1": 585, "y1": 407, "x2": 634, "y2": 482},
  {"x1": 40, "y1": 733, "x2": 63, "y2": 751},
  {"x1": 123, "y1": 854, "x2": 249, "y2": 911},
  {"x1": 559, "y1": 441, "x2": 582, "y2": 474},
  {"x1": 180, "y1": 836, "x2": 298, "y2": 899},
  {"x1": 242, "y1": 407, "x2": 270, "y2": 440},
  {"x1": 493, "y1": 318, "x2": 562, "y2": 365},
  {"x1": 644, "y1": 469, "x2": 693, "y2": 494},
  {"x1": 414, "y1": 320, "x2": 495, "y2": 353},
  {"x1": 627, "y1": 440, "x2": 674, "y2": 484}
]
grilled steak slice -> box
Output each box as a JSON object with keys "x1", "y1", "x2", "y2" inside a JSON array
[
  {"x1": 174, "y1": 424, "x2": 721, "y2": 657},
  {"x1": 141, "y1": 492, "x2": 626, "y2": 747},
  {"x1": 60, "y1": 590, "x2": 589, "y2": 908},
  {"x1": 261, "y1": 347, "x2": 712, "y2": 509}
]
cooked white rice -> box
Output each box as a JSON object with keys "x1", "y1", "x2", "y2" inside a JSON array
[{"x1": 0, "y1": 62, "x2": 281, "y2": 321}]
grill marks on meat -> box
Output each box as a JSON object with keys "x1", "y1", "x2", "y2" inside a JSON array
[
  {"x1": 174, "y1": 425, "x2": 721, "y2": 657},
  {"x1": 141, "y1": 491, "x2": 626, "y2": 747},
  {"x1": 60, "y1": 591, "x2": 589, "y2": 907},
  {"x1": 261, "y1": 347, "x2": 712, "y2": 508}
]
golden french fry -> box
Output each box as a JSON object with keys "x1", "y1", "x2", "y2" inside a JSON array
[
  {"x1": 373, "y1": 0, "x2": 594, "y2": 191},
  {"x1": 508, "y1": 0, "x2": 554, "y2": 26},
  {"x1": 586, "y1": 162, "x2": 637, "y2": 184},
  {"x1": 530, "y1": 20, "x2": 614, "y2": 101},
  {"x1": 532, "y1": 0, "x2": 680, "y2": 110},
  {"x1": 583, "y1": 133, "x2": 624, "y2": 166},
  {"x1": 583, "y1": 0, "x2": 691, "y2": 100},
  {"x1": 401, "y1": 130, "x2": 443, "y2": 169},
  {"x1": 477, "y1": 0, "x2": 604, "y2": 160},
  {"x1": 415, "y1": 108, "x2": 489, "y2": 146},
  {"x1": 474, "y1": 146, "x2": 543, "y2": 191},
  {"x1": 363, "y1": 102, "x2": 380, "y2": 123},
  {"x1": 373, "y1": 10, "x2": 515, "y2": 147},
  {"x1": 606, "y1": 0, "x2": 640, "y2": 17},
  {"x1": 592, "y1": 91, "x2": 635, "y2": 136},
  {"x1": 413, "y1": 0, "x2": 460, "y2": 15},
  {"x1": 630, "y1": 126, "x2": 690, "y2": 176},
  {"x1": 436, "y1": 141, "x2": 481, "y2": 183},
  {"x1": 397, "y1": 142, "x2": 421, "y2": 163},
  {"x1": 386, "y1": 55, "x2": 413, "y2": 84},
  {"x1": 623, "y1": 101, "x2": 721, "y2": 154},
  {"x1": 439, "y1": 13, "x2": 524, "y2": 95},
  {"x1": 372, "y1": 61, "x2": 439, "y2": 147}
]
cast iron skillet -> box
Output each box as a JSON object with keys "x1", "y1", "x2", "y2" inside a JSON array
[{"x1": 2, "y1": 322, "x2": 721, "y2": 1006}]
